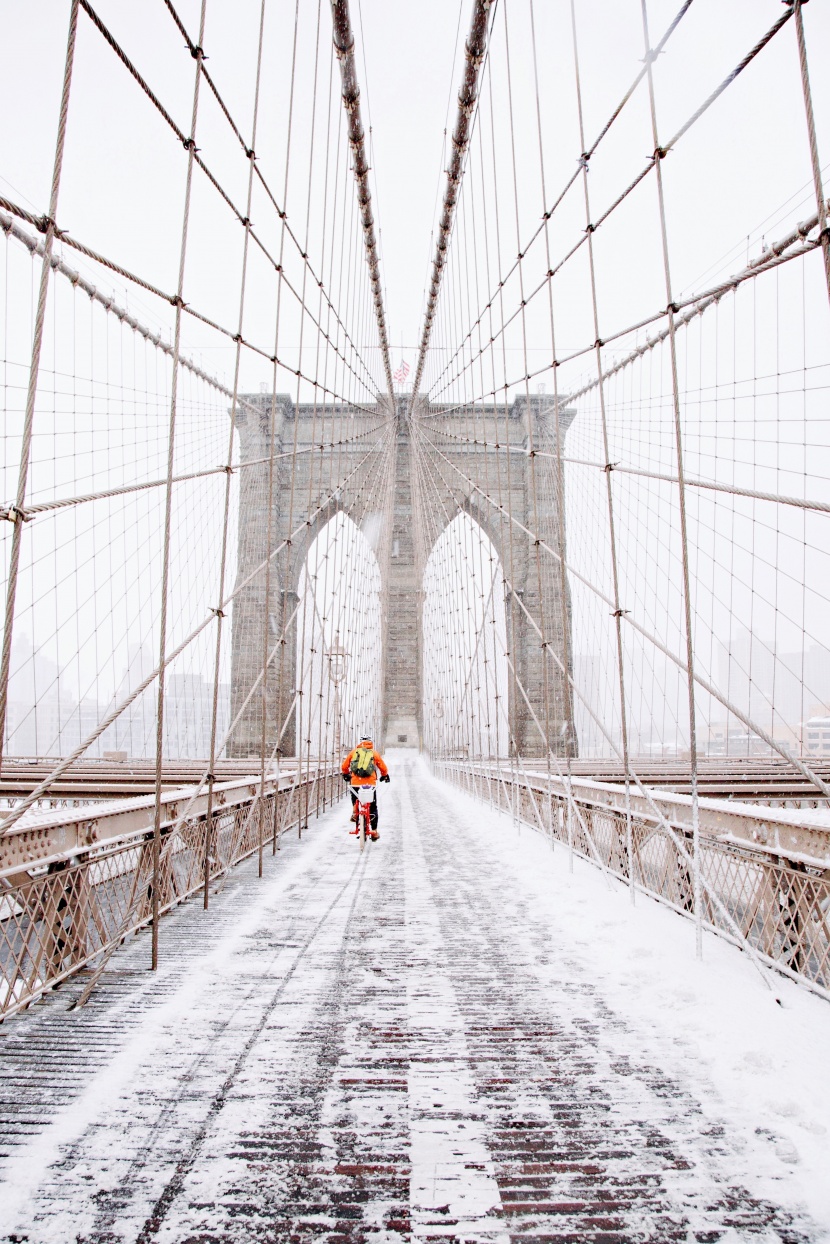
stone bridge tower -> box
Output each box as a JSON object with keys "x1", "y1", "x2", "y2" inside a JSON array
[{"x1": 227, "y1": 394, "x2": 575, "y2": 759}]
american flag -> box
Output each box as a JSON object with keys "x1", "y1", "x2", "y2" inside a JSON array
[{"x1": 393, "y1": 358, "x2": 410, "y2": 386}]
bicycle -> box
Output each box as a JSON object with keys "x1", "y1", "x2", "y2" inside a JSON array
[{"x1": 351, "y1": 786, "x2": 376, "y2": 851}]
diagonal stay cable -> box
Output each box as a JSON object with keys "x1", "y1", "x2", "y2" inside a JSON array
[
  {"x1": 414, "y1": 424, "x2": 830, "y2": 802},
  {"x1": 418, "y1": 226, "x2": 823, "y2": 420},
  {"x1": 329, "y1": 0, "x2": 394, "y2": 400},
  {"x1": 426, "y1": 5, "x2": 797, "y2": 405},
  {"x1": 0, "y1": 191, "x2": 381, "y2": 413},
  {"x1": 0, "y1": 429, "x2": 392, "y2": 837},
  {"x1": 161, "y1": 0, "x2": 378, "y2": 393},
  {"x1": 81, "y1": 0, "x2": 379, "y2": 398},
  {"x1": 408, "y1": 0, "x2": 496, "y2": 406},
  {"x1": 424, "y1": 0, "x2": 697, "y2": 396}
]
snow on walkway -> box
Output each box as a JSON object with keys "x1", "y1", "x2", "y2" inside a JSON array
[{"x1": 0, "y1": 750, "x2": 828, "y2": 1242}]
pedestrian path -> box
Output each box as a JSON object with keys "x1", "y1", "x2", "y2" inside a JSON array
[{"x1": 0, "y1": 752, "x2": 827, "y2": 1242}]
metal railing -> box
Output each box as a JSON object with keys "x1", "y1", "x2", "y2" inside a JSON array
[
  {"x1": 0, "y1": 762, "x2": 342, "y2": 1019},
  {"x1": 436, "y1": 760, "x2": 830, "y2": 1000}
]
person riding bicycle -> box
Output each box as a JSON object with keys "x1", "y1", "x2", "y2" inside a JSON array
[{"x1": 341, "y1": 735, "x2": 389, "y2": 840}]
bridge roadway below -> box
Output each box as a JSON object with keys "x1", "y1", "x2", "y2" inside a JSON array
[{"x1": 0, "y1": 754, "x2": 827, "y2": 1242}]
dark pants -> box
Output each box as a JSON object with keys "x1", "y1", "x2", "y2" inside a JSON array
[{"x1": 350, "y1": 787, "x2": 378, "y2": 830}]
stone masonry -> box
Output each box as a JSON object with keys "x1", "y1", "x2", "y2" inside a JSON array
[{"x1": 227, "y1": 394, "x2": 575, "y2": 758}]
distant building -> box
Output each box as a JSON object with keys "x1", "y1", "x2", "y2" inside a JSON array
[
  {"x1": 705, "y1": 720, "x2": 799, "y2": 758},
  {"x1": 4, "y1": 632, "x2": 230, "y2": 761},
  {"x1": 802, "y1": 714, "x2": 830, "y2": 758}
]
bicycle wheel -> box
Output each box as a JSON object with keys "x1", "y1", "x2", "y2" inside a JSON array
[{"x1": 359, "y1": 812, "x2": 366, "y2": 851}]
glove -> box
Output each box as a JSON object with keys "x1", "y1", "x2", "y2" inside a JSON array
[
  {"x1": 341, "y1": 772, "x2": 351, "y2": 783},
  {"x1": 380, "y1": 774, "x2": 390, "y2": 784}
]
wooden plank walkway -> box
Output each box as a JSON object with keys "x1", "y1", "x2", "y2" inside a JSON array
[{"x1": 0, "y1": 754, "x2": 821, "y2": 1242}]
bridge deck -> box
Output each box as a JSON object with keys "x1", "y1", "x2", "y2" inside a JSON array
[
  {"x1": 4, "y1": 755, "x2": 830, "y2": 803},
  {"x1": 0, "y1": 755, "x2": 827, "y2": 1242}
]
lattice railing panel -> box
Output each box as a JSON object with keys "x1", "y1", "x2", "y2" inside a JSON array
[
  {"x1": 437, "y1": 760, "x2": 830, "y2": 998},
  {"x1": 0, "y1": 766, "x2": 341, "y2": 1019}
]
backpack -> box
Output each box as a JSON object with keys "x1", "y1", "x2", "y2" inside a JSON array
[{"x1": 350, "y1": 746, "x2": 376, "y2": 778}]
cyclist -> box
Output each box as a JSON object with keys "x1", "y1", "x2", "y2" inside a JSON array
[{"x1": 341, "y1": 735, "x2": 390, "y2": 840}]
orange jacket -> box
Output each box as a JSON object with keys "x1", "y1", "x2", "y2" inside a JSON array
[{"x1": 341, "y1": 740, "x2": 388, "y2": 786}]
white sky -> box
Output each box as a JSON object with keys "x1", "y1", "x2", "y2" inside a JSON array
[
  {"x1": 1, "y1": 0, "x2": 829, "y2": 758},
  {"x1": 1, "y1": 1, "x2": 828, "y2": 375}
]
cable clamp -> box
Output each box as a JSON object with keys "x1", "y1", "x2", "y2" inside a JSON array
[
  {"x1": 594, "y1": 337, "x2": 604, "y2": 349},
  {"x1": 210, "y1": 607, "x2": 225, "y2": 618},
  {"x1": 578, "y1": 153, "x2": 590, "y2": 170},
  {"x1": 189, "y1": 43, "x2": 205, "y2": 59},
  {"x1": 220, "y1": 464, "x2": 234, "y2": 475},
  {"x1": 233, "y1": 333, "x2": 243, "y2": 344},
  {"x1": 611, "y1": 608, "x2": 630, "y2": 617},
  {"x1": 246, "y1": 147, "x2": 256, "y2": 161},
  {"x1": 603, "y1": 461, "x2": 618, "y2": 473},
  {"x1": 171, "y1": 294, "x2": 187, "y2": 310},
  {"x1": 2, "y1": 505, "x2": 29, "y2": 524},
  {"x1": 37, "y1": 214, "x2": 65, "y2": 239},
  {"x1": 182, "y1": 136, "x2": 199, "y2": 153},
  {"x1": 241, "y1": 216, "x2": 251, "y2": 228},
  {"x1": 653, "y1": 146, "x2": 666, "y2": 161},
  {"x1": 205, "y1": 772, "x2": 216, "y2": 783},
  {"x1": 585, "y1": 222, "x2": 595, "y2": 234}
]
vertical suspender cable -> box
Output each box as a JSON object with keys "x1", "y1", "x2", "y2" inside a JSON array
[
  {"x1": 151, "y1": 0, "x2": 207, "y2": 971},
  {"x1": 790, "y1": 0, "x2": 830, "y2": 308},
  {"x1": 569, "y1": 0, "x2": 636, "y2": 899},
  {"x1": 0, "y1": 0, "x2": 79, "y2": 768},
  {"x1": 408, "y1": 0, "x2": 494, "y2": 409},
  {"x1": 330, "y1": 0, "x2": 394, "y2": 405},
  {"x1": 639, "y1": 0, "x2": 702, "y2": 958}
]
